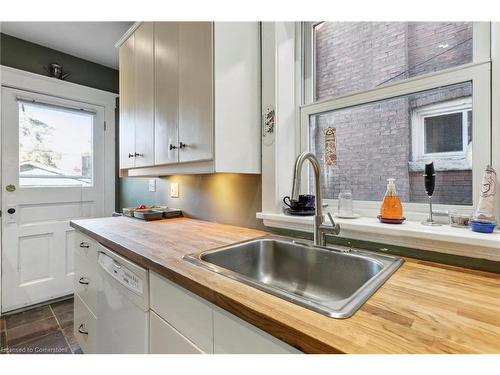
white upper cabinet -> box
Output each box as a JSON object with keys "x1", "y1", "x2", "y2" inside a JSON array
[
  {"x1": 213, "y1": 22, "x2": 261, "y2": 173},
  {"x1": 133, "y1": 22, "x2": 155, "y2": 167},
  {"x1": 118, "y1": 22, "x2": 261, "y2": 176},
  {"x1": 178, "y1": 22, "x2": 214, "y2": 163},
  {"x1": 119, "y1": 33, "x2": 135, "y2": 169},
  {"x1": 154, "y1": 22, "x2": 179, "y2": 165}
]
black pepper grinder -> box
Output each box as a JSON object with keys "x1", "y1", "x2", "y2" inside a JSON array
[{"x1": 422, "y1": 162, "x2": 440, "y2": 226}]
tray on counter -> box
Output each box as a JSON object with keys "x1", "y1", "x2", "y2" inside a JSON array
[{"x1": 123, "y1": 206, "x2": 182, "y2": 220}]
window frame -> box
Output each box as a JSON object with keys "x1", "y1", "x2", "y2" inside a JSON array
[{"x1": 300, "y1": 22, "x2": 491, "y2": 219}]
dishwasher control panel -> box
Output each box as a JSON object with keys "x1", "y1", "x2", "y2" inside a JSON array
[{"x1": 98, "y1": 252, "x2": 144, "y2": 295}]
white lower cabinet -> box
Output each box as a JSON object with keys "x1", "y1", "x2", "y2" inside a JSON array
[
  {"x1": 150, "y1": 311, "x2": 204, "y2": 354},
  {"x1": 149, "y1": 271, "x2": 302, "y2": 354},
  {"x1": 213, "y1": 307, "x2": 301, "y2": 354},
  {"x1": 73, "y1": 249, "x2": 99, "y2": 313},
  {"x1": 73, "y1": 232, "x2": 100, "y2": 353},
  {"x1": 74, "y1": 293, "x2": 97, "y2": 354},
  {"x1": 150, "y1": 272, "x2": 213, "y2": 353}
]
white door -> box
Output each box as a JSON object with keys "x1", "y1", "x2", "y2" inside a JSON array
[{"x1": 1, "y1": 87, "x2": 106, "y2": 312}]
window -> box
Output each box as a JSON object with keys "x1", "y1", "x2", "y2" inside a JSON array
[
  {"x1": 410, "y1": 97, "x2": 472, "y2": 174},
  {"x1": 303, "y1": 22, "x2": 490, "y2": 210},
  {"x1": 425, "y1": 113, "x2": 464, "y2": 154},
  {"x1": 18, "y1": 101, "x2": 94, "y2": 187},
  {"x1": 313, "y1": 22, "x2": 473, "y2": 101}
]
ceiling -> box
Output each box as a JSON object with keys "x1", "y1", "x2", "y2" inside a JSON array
[{"x1": 1, "y1": 22, "x2": 134, "y2": 69}]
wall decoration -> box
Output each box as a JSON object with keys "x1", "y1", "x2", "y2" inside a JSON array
[
  {"x1": 44, "y1": 63, "x2": 71, "y2": 80},
  {"x1": 325, "y1": 127, "x2": 337, "y2": 165},
  {"x1": 262, "y1": 105, "x2": 276, "y2": 146}
]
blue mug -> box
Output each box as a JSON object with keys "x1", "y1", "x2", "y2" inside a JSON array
[{"x1": 283, "y1": 194, "x2": 315, "y2": 210}]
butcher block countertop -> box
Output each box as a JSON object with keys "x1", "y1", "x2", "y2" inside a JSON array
[{"x1": 70, "y1": 216, "x2": 500, "y2": 354}]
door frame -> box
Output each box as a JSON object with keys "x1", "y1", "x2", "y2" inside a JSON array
[{"x1": 0, "y1": 65, "x2": 117, "y2": 315}]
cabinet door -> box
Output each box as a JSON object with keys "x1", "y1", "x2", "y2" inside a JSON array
[
  {"x1": 178, "y1": 22, "x2": 214, "y2": 163},
  {"x1": 154, "y1": 22, "x2": 179, "y2": 165},
  {"x1": 213, "y1": 307, "x2": 301, "y2": 354},
  {"x1": 150, "y1": 272, "x2": 214, "y2": 353},
  {"x1": 134, "y1": 22, "x2": 155, "y2": 167},
  {"x1": 150, "y1": 311, "x2": 204, "y2": 354},
  {"x1": 119, "y1": 34, "x2": 135, "y2": 169},
  {"x1": 74, "y1": 293, "x2": 97, "y2": 354}
]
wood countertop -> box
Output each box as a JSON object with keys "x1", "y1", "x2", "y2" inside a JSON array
[{"x1": 70, "y1": 216, "x2": 500, "y2": 354}]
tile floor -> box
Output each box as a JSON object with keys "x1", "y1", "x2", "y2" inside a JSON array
[{"x1": 0, "y1": 297, "x2": 81, "y2": 354}]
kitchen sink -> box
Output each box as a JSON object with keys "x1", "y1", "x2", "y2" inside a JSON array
[{"x1": 183, "y1": 237, "x2": 403, "y2": 318}]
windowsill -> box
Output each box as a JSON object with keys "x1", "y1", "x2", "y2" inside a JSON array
[{"x1": 256, "y1": 212, "x2": 500, "y2": 262}]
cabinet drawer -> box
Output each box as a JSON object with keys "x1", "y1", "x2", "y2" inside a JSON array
[
  {"x1": 74, "y1": 231, "x2": 99, "y2": 261},
  {"x1": 74, "y1": 250, "x2": 100, "y2": 314},
  {"x1": 150, "y1": 311, "x2": 204, "y2": 354},
  {"x1": 150, "y1": 272, "x2": 213, "y2": 353},
  {"x1": 74, "y1": 293, "x2": 97, "y2": 354},
  {"x1": 213, "y1": 307, "x2": 301, "y2": 354}
]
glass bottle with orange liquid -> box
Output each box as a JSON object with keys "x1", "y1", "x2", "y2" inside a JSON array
[{"x1": 380, "y1": 178, "x2": 403, "y2": 219}]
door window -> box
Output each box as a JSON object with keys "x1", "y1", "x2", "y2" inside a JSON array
[{"x1": 18, "y1": 101, "x2": 94, "y2": 187}]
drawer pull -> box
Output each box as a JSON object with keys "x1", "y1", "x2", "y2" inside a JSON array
[
  {"x1": 78, "y1": 324, "x2": 89, "y2": 335},
  {"x1": 79, "y1": 277, "x2": 90, "y2": 285},
  {"x1": 79, "y1": 242, "x2": 90, "y2": 248}
]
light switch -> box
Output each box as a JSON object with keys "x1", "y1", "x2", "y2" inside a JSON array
[
  {"x1": 148, "y1": 179, "x2": 156, "y2": 192},
  {"x1": 170, "y1": 182, "x2": 179, "y2": 198}
]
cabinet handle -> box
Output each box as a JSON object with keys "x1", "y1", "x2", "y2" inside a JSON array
[
  {"x1": 169, "y1": 144, "x2": 177, "y2": 150},
  {"x1": 128, "y1": 153, "x2": 135, "y2": 158},
  {"x1": 78, "y1": 324, "x2": 89, "y2": 335},
  {"x1": 79, "y1": 277, "x2": 90, "y2": 285},
  {"x1": 134, "y1": 152, "x2": 144, "y2": 157},
  {"x1": 179, "y1": 142, "x2": 188, "y2": 149},
  {"x1": 79, "y1": 242, "x2": 90, "y2": 248}
]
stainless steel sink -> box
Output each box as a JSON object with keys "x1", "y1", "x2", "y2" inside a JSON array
[{"x1": 183, "y1": 237, "x2": 403, "y2": 318}]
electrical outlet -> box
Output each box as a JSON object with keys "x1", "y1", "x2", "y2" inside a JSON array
[
  {"x1": 148, "y1": 179, "x2": 156, "y2": 192},
  {"x1": 170, "y1": 182, "x2": 179, "y2": 198}
]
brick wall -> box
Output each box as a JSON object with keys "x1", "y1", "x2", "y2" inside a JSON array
[
  {"x1": 409, "y1": 170, "x2": 473, "y2": 205},
  {"x1": 312, "y1": 22, "x2": 473, "y2": 205}
]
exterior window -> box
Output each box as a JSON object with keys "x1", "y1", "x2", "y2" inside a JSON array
[
  {"x1": 313, "y1": 22, "x2": 473, "y2": 101},
  {"x1": 19, "y1": 101, "x2": 94, "y2": 187},
  {"x1": 303, "y1": 22, "x2": 490, "y2": 209},
  {"x1": 410, "y1": 97, "x2": 472, "y2": 174},
  {"x1": 424, "y1": 113, "x2": 464, "y2": 154}
]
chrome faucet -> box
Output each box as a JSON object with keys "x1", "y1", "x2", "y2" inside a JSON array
[{"x1": 291, "y1": 152, "x2": 340, "y2": 246}]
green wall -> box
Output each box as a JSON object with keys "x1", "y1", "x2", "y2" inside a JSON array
[{"x1": 0, "y1": 33, "x2": 118, "y2": 93}]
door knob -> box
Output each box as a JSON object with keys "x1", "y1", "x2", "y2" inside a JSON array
[
  {"x1": 5, "y1": 184, "x2": 16, "y2": 192},
  {"x1": 169, "y1": 144, "x2": 177, "y2": 150},
  {"x1": 128, "y1": 153, "x2": 134, "y2": 158},
  {"x1": 179, "y1": 142, "x2": 188, "y2": 149},
  {"x1": 7, "y1": 208, "x2": 16, "y2": 214},
  {"x1": 134, "y1": 152, "x2": 144, "y2": 157}
]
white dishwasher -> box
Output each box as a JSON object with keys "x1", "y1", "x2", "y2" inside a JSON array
[{"x1": 96, "y1": 245, "x2": 149, "y2": 353}]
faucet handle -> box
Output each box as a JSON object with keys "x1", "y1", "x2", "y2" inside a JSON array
[{"x1": 326, "y1": 212, "x2": 341, "y2": 235}]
